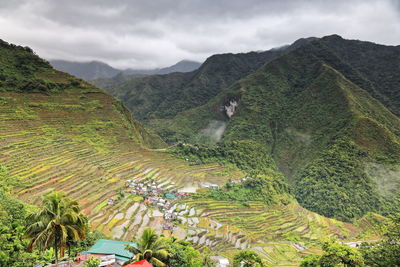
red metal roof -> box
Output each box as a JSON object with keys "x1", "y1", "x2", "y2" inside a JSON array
[{"x1": 125, "y1": 260, "x2": 153, "y2": 267}]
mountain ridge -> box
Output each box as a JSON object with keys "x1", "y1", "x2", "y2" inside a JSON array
[
  {"x1": 49, "y1": 59, "x2": 201, "y2": 81},
  {"x1": 102, "y1": 34, "x2": 400, "y2": 221},
  {"x1": 100, "y1": 38, "x2": 315, "y2": 124},
  {"x1": 0, "y1": 37, "x2": 394, "y2": 266}
]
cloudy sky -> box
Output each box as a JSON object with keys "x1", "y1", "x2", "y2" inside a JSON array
[{"x1": 0, "y1": 0, "x2": 399, "y2": 69}]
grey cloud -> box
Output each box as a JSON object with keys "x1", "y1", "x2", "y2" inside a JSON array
[{"x1": 0, "y1": 0, "x2": 399, "y2": 69}]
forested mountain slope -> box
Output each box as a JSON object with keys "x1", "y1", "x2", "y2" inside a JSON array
[
  {"x1": 0, "y1": 38, "x2": 390, "y2": 266},
  {"x1": 165, "y1": 36, "x2": 400, "y2": 221},
  {"x1": 0, "y1": 39, "x2": 243, "y2": 238},
  {"x1": 101, "y1": 38, "x2": 315, "y2": 122}
]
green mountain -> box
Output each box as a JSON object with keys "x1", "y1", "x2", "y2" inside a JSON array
[
  {"x1": 49, "y1": 60, "x2": 121, "y2": 81},
  {"x1": 50, "y1": 59, "x2": 201, "y2": 82},
  {"x1": 0, "y1": 38, "x2": 389, "y2": 266},
  {"x1": 104, "y1": 35, "x2": 400, "y2": 221},
  {"x1": 100, "y1": 39, "x2": 315, "y2": 123},
  {"x1": 0, "y1": 40, "x2": 165, "y2": 149},
  {"x1": 0, "y1": 39, "x2": 245, "y2": 237}
]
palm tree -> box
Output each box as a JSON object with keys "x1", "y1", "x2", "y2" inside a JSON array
[
  {"x1": 125, "y1": 228, "x2": 169, "y2": 266},
  {"x1": 25, "y1": 191, "x2": 87, "y2": 265}
]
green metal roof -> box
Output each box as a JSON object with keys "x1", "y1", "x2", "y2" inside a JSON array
[
  {"x1": 87, "y1": 239, "x2": 137, "y2": 261},
  {"x1": 165, "y1": 193, "x2": 175, "y2": 199}
]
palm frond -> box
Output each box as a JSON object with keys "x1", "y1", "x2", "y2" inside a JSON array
[
  {"x1": 151, "y1": 257, "x2": 167, "y2": 267},
  {"x1": 152, "y1": 249, "x2": 170, "y2": 260},
  {"x1": 25, "y1": 191, "x2": 88, "y2": 262}
]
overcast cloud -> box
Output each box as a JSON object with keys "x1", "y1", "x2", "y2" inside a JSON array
[{"x1": 0, "y1": 0, "x2": 399, "y2": 69}]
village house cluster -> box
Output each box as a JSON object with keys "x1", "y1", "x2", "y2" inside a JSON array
[{"x1": 125, "y1": 179, "x2": 191, "y2": 230}]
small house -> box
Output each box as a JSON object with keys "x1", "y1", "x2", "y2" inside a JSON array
[
  {"x1": 78, "y1": 239, "x2": 137, "y2": 266},
  {"x1": 210, "y1": 184, "x2": 219, "y2": 190},
  {"x1": 165, "y1": 193, "x2": 175, "y2": 199},
  {"x1": 210, "y1": 256, "x2": 230, "y2": 267}
]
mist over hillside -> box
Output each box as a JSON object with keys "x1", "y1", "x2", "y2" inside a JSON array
[
  {"x1": 101, "y1": 35, "x2": 400, "y2": 222},
  {"x1": 2, "y1": 0, "x2": 400, "y2": 265},
  {"x1": 49, "y1": 59, "x2": 201, "y2": 81},
  {"x1": 1, "y1": 28, "x2": 399, "y2": 267}
]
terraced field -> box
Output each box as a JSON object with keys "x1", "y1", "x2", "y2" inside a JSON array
[
  {"x1": 0, "y1": 88, "x2": 243, "y2": 238},
  {"x1": 0, "y1": 87, "x2": 383, "y2": 266},
  {"x1": 172, "y1": 199, "x2": 382, "y2": 266},
  {"x1": 0, "y1": 43, "x2": 385, "y2": 266},
  {"x1": 0, "y1": 88, "x2": 382, "y2": 265}
]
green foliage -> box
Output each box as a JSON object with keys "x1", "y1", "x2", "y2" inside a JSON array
[
  {"x1": 233, "y1": 250, "x2": 265, "y2": 267},
  {"x1": 103, "y1": 50, "x2": 285, "y2": 122},
  {"x1": 0, "y1": 167, "x2": 55, "y2": 266},
  {"x1": 172, "y1": 141, "x2": 292, "y2": 205},
  {"x1": 200, "y1": 174, "x2": 292, "y2": 205},
  {"x1": 295, "y1": 138, "x2": 382, "y2": 221},
  {"x1": 83, "y1": 257, "x2": 101, "y2": 267},
  {"x1": 125, "y1": 228, "x2": 212, "y2": 267},
  {"x1": 359, "y1": 214, "x2": 400, "y2": 266},
  {"x1": 165, "y1": 239, "x2": 202, "y2": 267},
  {"x1": 115, "y1": 35, "x2": 400, "y2": 222},
  {"x1": 172, "y1": 140, "x2": 276, "y2": 175},
  {"x1": 319, "y1": 240, "x2": 365, "y2": 266},
  {"x1": 0, "y1": 39, "x2": 80, "y2": 93},
  {"x1": 299, "y1": 254, "x2": 321, "y2": 267},
  {"x1": 169, "y1": 39, "x2": 400, "y2": 221},
  {"x1": 0, "y1": 190, "x2": 32, "y2": 266},
  {"x1": 300, "y1": 239, "x2": 364, "y2": 267},
  {"x1": 125, "y1": 228, "x2": 169, "y2": 266},
  {"x1": 69, "y1": 230, "x2": 106, "y2": 258},
  {"x1": 25, "y1": 191, "x2": 88, "y2": 264},
  {"x1": 316, "y1": 35, "x2": 400, "y2": 116}
]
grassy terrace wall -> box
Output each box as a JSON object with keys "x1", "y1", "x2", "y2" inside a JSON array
[
  {"x1": 179, "y1": 199, "x2": 382, "y2": 266},
  {"x1": 0, "y1": 88, "x2": 383, "y2": 266},
  {"x1": 0, "y1": 85, "x2": 242, "y2": 238}
]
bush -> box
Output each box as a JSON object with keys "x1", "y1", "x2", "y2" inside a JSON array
[
  {"x1": 233, "y1": 250, "x2": 265, "y2": 267},
  {"x1": 83, "y1": 257, "x2": 101, "y2": 267}
]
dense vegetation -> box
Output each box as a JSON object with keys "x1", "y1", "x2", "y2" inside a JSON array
[
  {"x1": 172, "y1": 141, "x2": 293, "y2": 205},
  {"x1": 200, "y1": 174, "x2": 292, "y2": 205},
  {"x1": 316, "y1": 35, "x2": 400, "y2": 116},
  {"x1": 0, "y1": 40, "x2": 84, "y2": 93},
  {"x1": 233, "y1": 250, "x2": 265, "y2": 267},
  {"x1": 160, "y1": 35, "x2": 400, "y2": 221},
  {"x1": 0, "y1": 190, "x2": 58, "y2": 266},
  {"x1": 295, "y1": 138, "x2": 384, "y2": 221},
  {"x1": 125, "y1": 228, "x2": 213, "y2": 267},
  {"x1": 101, "y1": 45, "x2": 296, "y2": 122},
  {"x1": 25, "y1": 191, "x2": 88, "y2": 264},
  {"x1": 360, "y1": 214, "x2": 400, "y2": 266},
  {"x1": 0, "y1": 165, "x2": 97, "y2": 266},
  {"x1": 300, "y1": 239, "x2": 365, "y2": 267},
  {"x1": 171, "y1": 140, "x2": 276, "y2": 175},
  {"x1": 300, "y1": 214, "x2": 400, "y2": 266},
  {"x1": 1, "y1": 35, "x2": 400, "y2": 266}
]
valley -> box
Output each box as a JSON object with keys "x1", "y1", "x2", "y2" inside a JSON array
[
  {"x1": 0, "y1": 85, "x2": 380, "y2": 266},
  {"x1": 0, "y1": 34, "x2": 398, "y2": 266}
]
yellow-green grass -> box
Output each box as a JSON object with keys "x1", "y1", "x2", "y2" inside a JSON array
[
  {"x1": 0, "y1": 88, "x2": 242, "y2": 240},
  {"x1": 0, "y1": 84, "x2": 381, "y2": 266},
  {"x1": 179, "y1": 198, "x2": 381, "y2": 265}
]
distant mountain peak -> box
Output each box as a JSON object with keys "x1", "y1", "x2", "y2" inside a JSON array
[{"x1": 50, "y1": 59, "x2": 202, "y2": 81}]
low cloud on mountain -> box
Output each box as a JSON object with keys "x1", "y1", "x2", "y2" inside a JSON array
[{"x1": 0, "y1": 0, "x2": 399, "y2": 68}]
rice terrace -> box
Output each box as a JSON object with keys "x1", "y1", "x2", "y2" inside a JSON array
[{"x1": 1, "y1": 1, "x2": 400, "y2": 266}]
